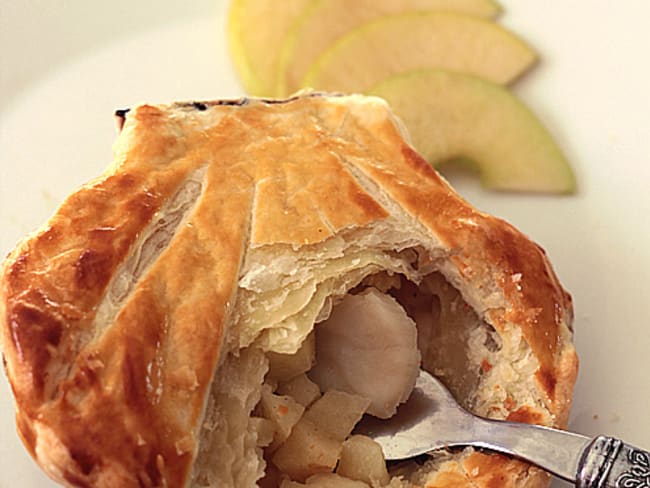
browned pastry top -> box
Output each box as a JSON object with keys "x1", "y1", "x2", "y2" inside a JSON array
[{"x1": 0, "y1": 94, "x2": 576, "y2": 487}]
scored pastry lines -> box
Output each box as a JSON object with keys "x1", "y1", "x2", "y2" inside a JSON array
[{"x1": 90, "y1": 164, "x2": 209, "y2": 342}]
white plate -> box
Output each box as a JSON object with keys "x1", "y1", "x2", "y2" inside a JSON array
[{"x1": 1, "y1": 1, "x2": 648, "y2": 486}]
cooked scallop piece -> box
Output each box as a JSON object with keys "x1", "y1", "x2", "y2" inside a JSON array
[{"x1": 309, "y1": 288, "x2": 421, "y2": 418}]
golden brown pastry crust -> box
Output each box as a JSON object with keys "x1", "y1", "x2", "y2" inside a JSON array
[
  {"x1": 0, "y1": 94, "x2": 577, "y2": 487},
  {"x1": 421, "y1": 451, "x2": 551, "y2": 488}
]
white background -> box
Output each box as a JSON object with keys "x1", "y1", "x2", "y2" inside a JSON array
[{"x1": 1, "y1": 1, "x2": 649, "y2": 486}]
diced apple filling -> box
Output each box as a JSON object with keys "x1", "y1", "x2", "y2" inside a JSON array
[
  {"x1": 267, "y1": 332, "x2": 317, "y2": 383},
  {"x1": 255, "y1": 286, "x2": 423, "y2": 486},
  {"x1": 276, "y1": 374, "x2": 321, "y2": 408},
  {"x1": 258, "y1": 385, "x2": 305, "y2": 451},
  {"x1": 254, "y1": 272, "x2": 495, "y2": 486},
  {"x1": 282, "y1": 473, "x2": 372, "y2": 487},
  {"x1": 337, "y1": 435, "x2": 390, "y2": 486},
  {"x1": 271, "y1": 415, "x2": 343, "y2": 481}
]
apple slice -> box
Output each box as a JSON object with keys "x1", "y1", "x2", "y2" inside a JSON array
[
  {"x1": 275, "y1": 0, "x2": 502, "y2": 96},
  {"x1": 227, "y1": 0, "x2": 315, "y2": 96},
  {"x1": 369, "y1": 69, "x2": 576, "y2": 193},
  {"x1": 301, "y1": 11, "x2": 536, "y2": 95}
]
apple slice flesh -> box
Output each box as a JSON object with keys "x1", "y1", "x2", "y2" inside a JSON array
[
  {"x1": 275, "y1": 0, "x2": 502, "y2": 96},
  {"x1": 227, "y1": 0, "x2": 315, "y2": 96},
  {"x1": 301, "y1": 11, "x2": 536, "y2": 95},
  {"x1": 369, "y1": 69, "x2": 575, "y2": 193}
]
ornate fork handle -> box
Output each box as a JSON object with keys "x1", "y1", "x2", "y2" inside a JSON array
[{"x1": 577, "y1": 436, "x2": 650, "y2": 488}]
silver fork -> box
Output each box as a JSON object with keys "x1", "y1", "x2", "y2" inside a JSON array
[{"x1": 355, "y1": 370, "x2": 650, "y2": 487}]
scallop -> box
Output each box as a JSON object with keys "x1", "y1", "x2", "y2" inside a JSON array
[{"x1": 309, "y1": 288, "x2": 421, "y2": 418}]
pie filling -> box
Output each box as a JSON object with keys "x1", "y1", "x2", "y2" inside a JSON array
[{"x1": 192, "y1": 269, "x2": 504, "y2": 488}]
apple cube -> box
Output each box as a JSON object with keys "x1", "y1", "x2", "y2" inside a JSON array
[
  {"x1": 303, "y1": 390, "x2": 370, "y2": 441},
  {"x1": 267, "y1": 333, "x2": 316, "y2": 383},
  {"x1": 277, "y1": 373, "x2": 321, "y2": 407},
  {"x1": 336, "y1": 435, "x2": 390, "y2": 486},
  {"x1": 271, "y1": 417, "x2": 342, "y2": 482},
  {"x1": 250, "y1": 416, "x2": 275, "y2": 447},
  {"x1": 305, "y1": 473, "x2": 370, "y2": 487},
  {"x1": 259, "y1": 384, "x2": 305, "y2": 449}
]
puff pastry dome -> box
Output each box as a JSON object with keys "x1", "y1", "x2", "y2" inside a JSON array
[{"x1": 0, "y1": 93, "x2": 577, "y2": 488}]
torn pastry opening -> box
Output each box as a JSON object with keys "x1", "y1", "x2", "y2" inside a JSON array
[{"x1": 191, "y1": 223, "x2": 543, "y2": 488}]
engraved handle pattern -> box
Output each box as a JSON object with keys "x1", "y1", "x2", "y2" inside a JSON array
[{"x1": 576, "y1": 436, "x2": 650, "y2": 488}]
